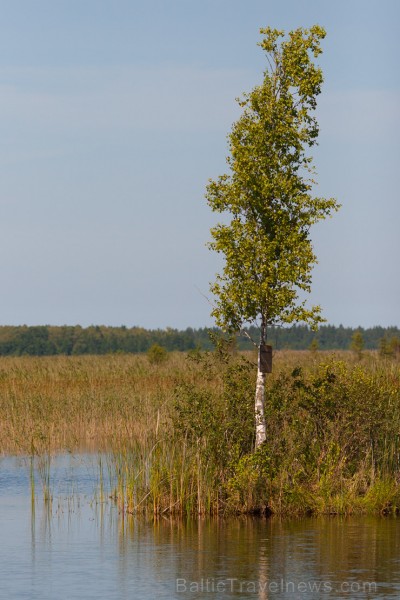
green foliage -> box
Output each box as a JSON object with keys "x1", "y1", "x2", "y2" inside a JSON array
[
  {"x1": 173, "y1": 345, "x2": 255, "y2": 473},
  {"x1": 380, "y1": 335, "x2": 400, "y2": 359},
  {"x1": 391, "y1": 337, "x2": 400, "y2": 357},
  {"x1": 206, "y1": 26, "x2": 339, "y2": 334},
  {"x1": 225, "y1": 444, "x2": 273, "y2": 512},
  {"x1": 261, "y1": 360, "x2": 400, "y2": 513},
  {"x1": 379, "y1": 335, "x2": 392, "y2": 358},
  {"x1": 157, "y1": 351, "x2": 400, "y2": 515},
  {"x1": 147, "y1": 344, "x2": 168, "y2": 365},
  {"x1": 167, "y1": 353, "x2": 400, "y2": 514},
  {"x1": 350, "y1": 330, "x2": 364, "y2": 359},
  {"x1": 361, "y1": 479, "x2": 400, "y2": 514}
]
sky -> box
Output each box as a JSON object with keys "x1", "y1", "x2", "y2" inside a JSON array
[{"x1": 0, "y1": 0, "x2": 399, "y2": 329}]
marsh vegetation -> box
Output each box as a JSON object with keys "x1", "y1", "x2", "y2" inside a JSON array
[{"x1": 1, "y1": 347, "x2": 400, "y2": 516}]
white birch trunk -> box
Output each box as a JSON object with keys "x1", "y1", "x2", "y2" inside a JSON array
[{"x1": 255, "y1": 367, "x2": 266, "y2": 448}]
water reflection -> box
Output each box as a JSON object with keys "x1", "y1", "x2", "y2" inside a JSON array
[
  {"x1": 1, "y1": 455, "x2": 400, "y2": 598},
  {"x1": 115, "y1": 515, "x2": 400, "y2": 598}
]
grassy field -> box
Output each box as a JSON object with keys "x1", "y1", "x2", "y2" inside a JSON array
[{"x1": 1, "y1": 348, "x2": 400, "y2": 516}]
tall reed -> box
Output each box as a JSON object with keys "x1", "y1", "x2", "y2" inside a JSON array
[{"x1": 1, "y1": 349, "x2": 399, "y2": 515}]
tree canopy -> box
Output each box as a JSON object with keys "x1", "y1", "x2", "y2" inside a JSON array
[{"x1": 206, "y1": 26, "x2": 339, "y2": 341}]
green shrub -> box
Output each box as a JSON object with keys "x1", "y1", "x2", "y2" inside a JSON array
[{"x1": 147, "y1": 344, "x2": 168, "y2": 365}]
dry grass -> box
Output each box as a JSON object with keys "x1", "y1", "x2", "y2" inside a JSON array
[{"x1": 0, "y1": 352, "x2": 201, "y2": 454}]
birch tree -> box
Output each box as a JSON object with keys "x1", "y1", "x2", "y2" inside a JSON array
[{"x1": 206, "y1": 26, "x2": 339, "y2": 448}]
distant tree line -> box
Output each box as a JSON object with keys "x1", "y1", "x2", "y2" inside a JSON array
[
  {"x1": 0, "y1": 324, "x2": 399, "y2": 357},
  {"x1": 257, "y1": 324, "x2": 400, "y2": 352},
  {"x1": 0, "y1": 325, "x2": 211, "y2": 356}
]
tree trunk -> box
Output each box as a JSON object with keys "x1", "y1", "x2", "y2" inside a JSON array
[{"x1": 255, "y1": 350, "x2": 266, "y2": 449}]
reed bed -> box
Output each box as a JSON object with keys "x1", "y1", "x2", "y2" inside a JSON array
[
  {"x1": 1, "y1": 348, "x2": 400, "y2": 516},
  {"x1": 0, "y1": 352, "x2": 193, "y2": 453}
]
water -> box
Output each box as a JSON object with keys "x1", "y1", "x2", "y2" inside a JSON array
[{"x1": 1, "y1": 454, "x2": 400, "y2": 599}]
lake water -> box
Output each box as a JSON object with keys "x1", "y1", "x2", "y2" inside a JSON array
[{"x1": 1, "y1": 454, "x2": 399, "y2": 599}]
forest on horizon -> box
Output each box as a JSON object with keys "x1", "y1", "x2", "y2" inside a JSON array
[{"x1": 0, "y1": 324, "x2": 398, "y2": 356}]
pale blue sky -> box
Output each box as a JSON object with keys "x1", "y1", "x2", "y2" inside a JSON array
[{"x1": 0, "y1": 0, "x2": 399, "y2": 328}]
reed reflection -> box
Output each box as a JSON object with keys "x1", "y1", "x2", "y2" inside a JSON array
[{"x1": 115, "y1": 515, "x2": 400, "y2": 598}]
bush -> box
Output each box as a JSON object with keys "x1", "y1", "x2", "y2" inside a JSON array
[{"x1": 147, "y1": 344, "x2": 168, "y2": 365}]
